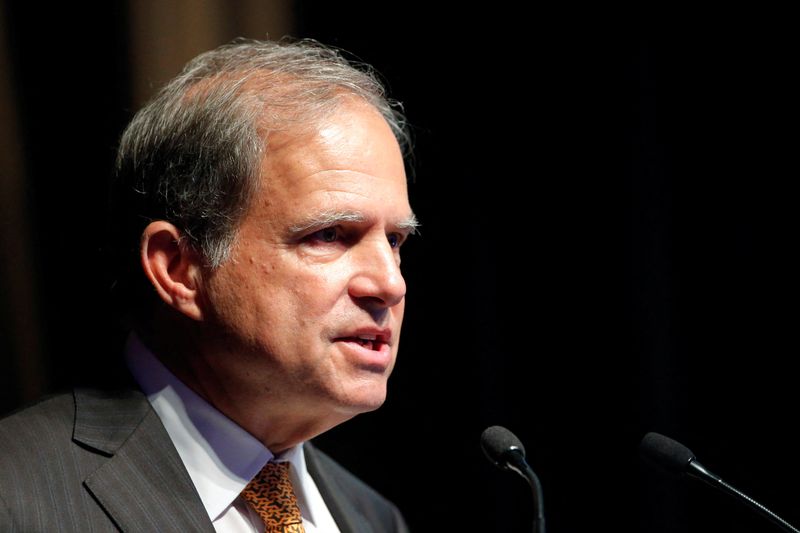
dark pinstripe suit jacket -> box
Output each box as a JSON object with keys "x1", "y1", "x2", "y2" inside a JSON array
[{"x1": 0, "y1": 388, "x2": 408, "y2": 532}]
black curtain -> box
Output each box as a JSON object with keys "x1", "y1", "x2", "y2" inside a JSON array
[
  {"x1": 1, "y1": 1, "x2": 132, "y2": 396},
  {"x1": 3, "y1": 2, "x2": 797, "y2": 531}
]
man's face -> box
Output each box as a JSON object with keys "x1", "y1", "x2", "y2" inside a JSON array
[{"x1": 199, "y1": 100, "x2": 415, "y2": 431}]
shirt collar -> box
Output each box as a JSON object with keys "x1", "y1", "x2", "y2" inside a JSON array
[{"x1": 124, "y1": 333, "x2": 316, "y2": 524}]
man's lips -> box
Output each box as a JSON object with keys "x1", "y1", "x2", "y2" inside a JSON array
[
  {"x1": 333, "y1": 329, "x2": 394, "y2": 370},
  {"x1": 340, "y1": 337, "x2": 379, "y2": 350},
  {"x1": 332, "y1": 329, "x2": 392, "y2": 351}
]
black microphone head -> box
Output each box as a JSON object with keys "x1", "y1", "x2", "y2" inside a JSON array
[
  {"x1": 640, "y1": 432, "x2": 696, "y2": 476},
  {"x1": 481, "y1": 425, "x2": 526, "y2": 470}
]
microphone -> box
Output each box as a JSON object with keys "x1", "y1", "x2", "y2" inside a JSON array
[
  {"x1": 640, "y1": 432, "x2": 799, "y2": 533},
  {"x1": 481, "y1": 425, "x2": 545, "y2": 533}
]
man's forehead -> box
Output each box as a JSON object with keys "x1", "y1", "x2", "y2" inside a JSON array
[{"x1": 261, "y1": 100, "x2": 404, "y2": 174}]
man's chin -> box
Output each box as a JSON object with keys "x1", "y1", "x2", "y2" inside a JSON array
[{"x1": 331, "y1": 385, "x2": 388, "y2": 417}]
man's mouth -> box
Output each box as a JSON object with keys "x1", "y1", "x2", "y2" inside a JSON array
[
  {"x1": 355, "y1": 335, "x2": 376, "y2": 350},
  {"x1": 336, "y1": 333, "x2": 388, "y2": 351},
  {"x1": 333, "y1": 330, "x2": 394, "y2": 371}
]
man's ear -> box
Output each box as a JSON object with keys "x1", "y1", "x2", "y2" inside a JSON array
[{"x1": 140, "y1": 221, "x2": 205, "y2": 321}]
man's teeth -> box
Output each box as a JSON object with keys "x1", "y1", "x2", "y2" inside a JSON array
[{"x1": 354, "y1": 334, "x2": 377, "y2": 349}]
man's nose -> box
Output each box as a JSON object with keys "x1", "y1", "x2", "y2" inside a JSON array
[{"x1": 348, "y1": 236, "x2": 406, "y2": 308}]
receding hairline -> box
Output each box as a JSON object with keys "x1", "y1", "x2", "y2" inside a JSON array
[{"x1": 178, "y1": 68, "x2": 404, "y2": 164}]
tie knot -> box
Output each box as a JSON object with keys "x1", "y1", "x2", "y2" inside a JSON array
[{"x1": 242, "y1": 462, "x2": 305, "y2": 532}]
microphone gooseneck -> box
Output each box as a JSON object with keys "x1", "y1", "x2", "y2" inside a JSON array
[
  {"x1": 481, "y1": 426, "x2": 546, "y2": 533},
  {"x1": 640, "y1": 432, "x2": 800, "y2": 533}
]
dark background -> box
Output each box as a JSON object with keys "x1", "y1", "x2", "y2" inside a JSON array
[{"x1": 2, "y1": 3, "x2": 797, "y2": 532}]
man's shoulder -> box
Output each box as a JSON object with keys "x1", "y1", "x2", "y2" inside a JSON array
[
  {"x1": 0, "y1": 391, "x2": 83, "y2": 508},
  {"x1": 0, "y1": 387, "x2": 210, "y2": 532},
  {"x1": 0, "y1": 391, "x2": 76, "y2": 445},
  {"x1": 0, "y1": 387, "x2": 148, "y2": 457}
]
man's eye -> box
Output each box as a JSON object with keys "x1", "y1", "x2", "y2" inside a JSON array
[
  {"x1": 387, "y1": 233, "x2": 401, "y2": 248},
  {"x1": 311, "y1": 227, "x2": 339, "y2": 243}
]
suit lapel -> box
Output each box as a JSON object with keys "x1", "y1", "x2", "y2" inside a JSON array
[
  {"x1": 304, "y1": 443, "x2": 370, "y2": 533},
  {"x1": 74, "y1": 388, "x2": 215, "y2": 533}
]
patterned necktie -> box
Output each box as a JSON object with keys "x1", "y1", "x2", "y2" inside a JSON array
[{"x1": 241, "y1": 461, "x2": 306, "y2": 533}]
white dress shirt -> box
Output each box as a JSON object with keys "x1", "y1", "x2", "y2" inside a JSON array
[{"x1": 125, "y1": 333, "x2": 341, "y2": 532}]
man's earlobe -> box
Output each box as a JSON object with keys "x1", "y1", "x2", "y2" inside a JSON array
[{"x1": 140, "y1": 221, "x2": 205, "y2": 321}]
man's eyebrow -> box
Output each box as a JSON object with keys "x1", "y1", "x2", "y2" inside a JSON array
[
  {"x1": 288, "y1": 210, "x2": 367, "y2": 235},
  {"x1": 396, "y1": 213, "x2": 420, "y2": 235},
  {"x1": 287, "y1": 210, "x2": 420, "y2": 235}
]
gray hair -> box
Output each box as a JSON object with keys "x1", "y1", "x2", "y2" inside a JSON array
[{"x1": 113, "y1": 37, "x2": 408, "y2": 271}]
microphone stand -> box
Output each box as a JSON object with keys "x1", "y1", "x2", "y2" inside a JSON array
[
  {"x1": 687, "y1": 460, "x2": 800, "y2": 533},
  {"x1": 505, "y1": 450, "x2": 546, "y2": 533}
]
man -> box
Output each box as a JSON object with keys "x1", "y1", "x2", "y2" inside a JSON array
[{"x1": 0, "y1": 38, "x2": 416, "y2": 532}]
